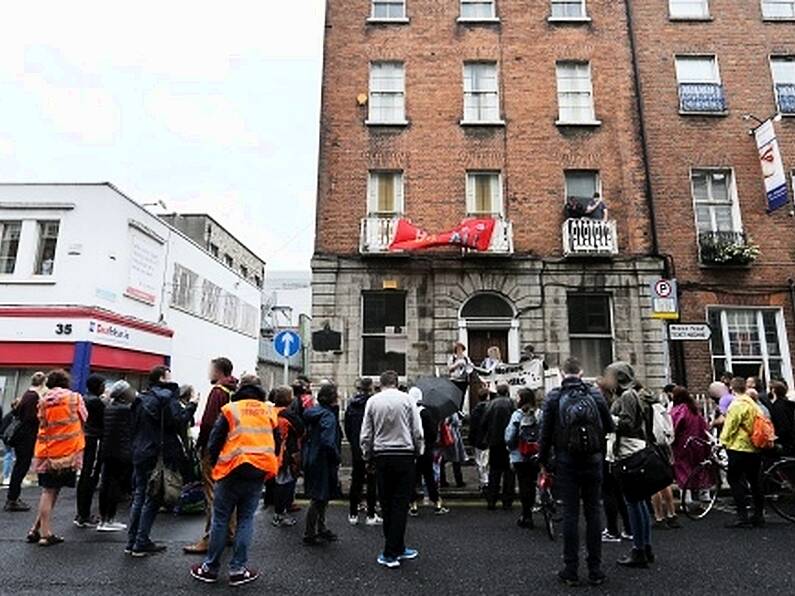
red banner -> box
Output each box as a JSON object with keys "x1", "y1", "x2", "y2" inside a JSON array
[{"x1": 388, "y1": 218, "x2": 496, "y2": 252}]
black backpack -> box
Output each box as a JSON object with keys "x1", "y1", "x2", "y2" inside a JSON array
[{"x1": 558, "y1": 384, "x2": 603, "y2": 456}]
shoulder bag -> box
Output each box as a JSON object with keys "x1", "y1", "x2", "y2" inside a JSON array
[{"x1": 147, "y1": 405, "x2": 184, "y2": 507}]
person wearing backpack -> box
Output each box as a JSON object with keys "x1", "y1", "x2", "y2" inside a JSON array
[
  {"x1": 720, "y1": 376, "x2": 767, "y2": 529},
  {"x1": 540, "y1": 358, "x2": 613, "y2": 587},
  {"x1": 505, "y1": 388, "x2": 542, "y2": 529}
]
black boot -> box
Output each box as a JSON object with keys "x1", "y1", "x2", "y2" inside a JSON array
[
  {"x1": 617, "y1": 548, "x2": 648, "y2": 568},
  {"x1": 644, "y1": 545, "x2": 655, "y2": 564}
]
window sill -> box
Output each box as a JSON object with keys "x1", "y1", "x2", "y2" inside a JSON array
[
  {"x1": 547, "y1": 16, "x2": 591, "y2": 24},
  {"x1": 555, "y1": 119, "x2": 602, "y2": 127},
  {"x1": 763, "y1": 17, "x2": 795, "y2": 22},
  {"x1": 366, "y1": 17, "x2": 410, "y2": 24},
  {"x1": 678, "y1": 110, "x2": 728, "y2": 117},
  {"x1": 0, "y1": 277, "x2": 57, "y2": 285},
  {"x1": 460, "y1": 119, "x2": 506, "y2": 127},
  {"x1": 779, "y1": 111, "x2": 795, "y2": 117},
  {"x1": 365, "y1": 120, "x2": 410, "y2": 127},
  {"x1": 668, "y1": 16, "x2": 713, "y2": 22},
  {"x1": 456, "y1": 17, "x2": 501, "y2": 24}
]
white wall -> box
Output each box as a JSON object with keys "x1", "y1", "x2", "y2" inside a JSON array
[{"x1": 0, "y1": 184, "x2": 261, "y2": 400}]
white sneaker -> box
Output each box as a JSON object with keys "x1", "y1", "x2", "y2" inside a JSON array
[
  {"x1": 348, "y1": 515, "x2": 359, "y2": 526},
  {"x1": 366, "y1": 514, "x2": 383, "y2": 526},
  {"x1": 97, "y1": 521, "x2": 126, "y2": 532}
]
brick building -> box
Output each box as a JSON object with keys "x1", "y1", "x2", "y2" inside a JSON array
[
  {"x1": 311, "y1": 0, "x2": 669, "y2": 392},
  {"x1": 631, "y1": 0, "x2": 795, "y2": 389}
]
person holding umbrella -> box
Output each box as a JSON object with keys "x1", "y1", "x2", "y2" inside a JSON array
[
  {"x1": 360, "y1": 371, "x2": 424, "y2": 569},
  {"x1": 408, "y1": 388, "x2": 448, "y2": 517}
]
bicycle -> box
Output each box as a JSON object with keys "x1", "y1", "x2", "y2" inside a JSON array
[
  {"x1": 761, "y1": 455, "x2": 795, "y2": 522},
  {"x1": 680, "y1": 436, "x2": 727, "y2": 520},
  {"x1": 537, "y1": 471, "x2": 557, "y2": 541}
]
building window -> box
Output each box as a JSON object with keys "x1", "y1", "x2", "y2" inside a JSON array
[
  {"x1": 240, "y1": 265, "x2": 248, "y2": 279},
  {"x1": 254, "y1": 275, "x2": 262, "y2": 288},
  {"x1": 771, "y1": 56, "x2": 795, "y2": 114},
  {"x1": 709, "y1": 308, "x2": 793, "y2": 386},
  {"x1": 568, "y1": 294, "x2": 613, "y2": 378},
  {"x1": 368, "y1": 62, "x2": 406, "y2": 125},
  {"x1": 466, "y1": 171, "x2": 503, "y2": 216},
  {"x1": 224, "y1": 253, "x2": 234, "y2": 268},
  {"x1": 34, "y1": 221, "x2": 59, "y2": 276},
  {"x1": 564, "y1": 170, "x2": 605, "y2": 219},
  {"x1": 460, "y1": 0, "x2": 496, "y2": 20},
  {"x1": 669, "y1": 0, "x2": 710, "y2": 19},
  {"x1": 362, "y1": 291, "x2": 407, "y2": 376},
  {"x1": 676, "y1": 55, "x2": 726, "y2": 113},
  {"x1": 463, "y1": 62, "x2": 500, "y2": 124},
  {"x1": 691, "y1": 169, "x2": 747, "y2": 264},
  {"x1": 172, "y1": 263, "x2": 199, "y2": 311},
  {"x1": 762, "y1": 0, "x2": 795, "y2": 20},
  {"x1": 209, "y1": 243, "x2": 219, "y2": 258},
  {"x1": 0, "y1": 221, "x2": 21, "y2": 275},
  {"x1": 551, "y1": 0, "x2": 587, "y2": 19},
  {"x1": 371, "y1": 0, "x2": 406, "y2": 20},
  {"x1": 368, "y1": 171, "x2": 404, "y2": 215},
  {"x1": 556, "y1": 61, "x2": 597, "y2": 124}
]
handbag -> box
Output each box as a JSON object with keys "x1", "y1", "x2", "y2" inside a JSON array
[
  {"x1": 1, "y1": 412, "x2": 22, "y2": 448},
  {"x1": 147, "y1": 406, "x2": 183, "y2": 507}
]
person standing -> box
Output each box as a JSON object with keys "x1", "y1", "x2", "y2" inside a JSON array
[
  {"x1": 344, "y1": 378, "x2": 381, "y2": 526},
  {"x1": 670, "y1": 386, "x2": 711, "y2": 511},
  {"x1": 540, "y1": 358, "x2": 613, "y2": 587},
  {"x1": 469, "y1": 387, "x2": 491, "y2": 493},
  {"x1": 608, "y1": 362, "x2": 655, "y2": 569},
  {"x1": 184, "y1": 357, "x2": 238, "y2": 555},
  {"x1": 272, "y1": 386, "x2": 304, "y2": 528},
  {"x1": 128, "y1": 366, "x2": 197, "y2": 557},
  {"x1": 764, "y1": 381, "x2": 795, "y2": 455},
  {"x1": 97, "y1": 380, "x2": 135, "y2": 532},
  {"x1": 505, "y1": 388, "x2": 542, "y2": 529},
  {"x1": 190, "y1": 380, "x2": 279, "y2": 587},
  {"x1": 439, "y1": 412, "x2": 466, "y2": 489},
  {"x1": 4, "y1": 372, "x2": 47, "y2": 512},
  {"x1": 409, "y1": 387, "x2": 448, "y2": 517},
  {"x1": 75, "y1": 374, "x2": 106, "y2": 528},
  {"x1": 302, "y1": 383, "x2": 342, "y2": 546},
  {"x1": 482, "y1": 383, "x2": 516, "y2": 510},
  {"x1": 27, "y1": 370, "x2": 87, "y2": 546},
  {"x1": 720, "y1": 377, "x2": 765, "y2": 528},
  {"x1": 448, "y1": 342, "x2": 473, "y2": 397},
  {"x1": 360, "y1": 370, "x2": 424, "y2": 569}
]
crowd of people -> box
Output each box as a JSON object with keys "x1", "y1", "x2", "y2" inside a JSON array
[{"x1": 1, "y1": 343, "x2": 794, "y2": 588}]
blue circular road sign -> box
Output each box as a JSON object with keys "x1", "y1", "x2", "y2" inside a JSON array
[{"x1": 274, "y1": 330, "x2": 302, "y2": 358}]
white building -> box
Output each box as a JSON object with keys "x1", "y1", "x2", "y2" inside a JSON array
[{"x1": 0, "y1": 183, "x2": 261, "y2": 411}]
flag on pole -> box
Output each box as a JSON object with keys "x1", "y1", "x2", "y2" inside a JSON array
[
  {"x1": 389, "y1": 218, "x2": 496, "y2": 252},
  {"x1": 755, "y1": 119, "x2": 790, "y2": 213}
]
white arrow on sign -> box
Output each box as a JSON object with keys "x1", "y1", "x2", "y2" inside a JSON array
[
  {"x1": 669, "y1": 324, "x2": 712, "y2": 341},
  {"x1": 280, "y1": 333, "x2": 294, "y2": 357}
]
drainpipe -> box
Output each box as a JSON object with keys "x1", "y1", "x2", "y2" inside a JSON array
[{"x1": 789, "y1": 278, "x2": 795, "y2": 332}]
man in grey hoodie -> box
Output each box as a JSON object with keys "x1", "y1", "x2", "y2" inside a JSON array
[{"x1": 360, "y1": 370, "x2": 423, "y2": 569}]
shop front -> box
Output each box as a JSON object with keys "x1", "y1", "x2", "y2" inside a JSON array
[{"x1": 0, "y1": 306, "x2": 173, "y2": 410}]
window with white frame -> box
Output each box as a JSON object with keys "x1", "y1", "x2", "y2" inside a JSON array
[
  {"x1": 771, "y1": 56, "x2": 795, "y2": 114},
  {"x1": 369, "y1": 62, "x2": 406, "y2": 124},
  {"x1": 367, "y1": 171, "x2": 404, "y2": 215},
  {"x1": 460, "y1": 0, "x2": 496, "y2": 20},
  {"x1": 551, "y1": 0, "x2": 587, "y2": 19},
  {"x1": 34, "y1": 220, "x2": 59, "y2": 276},
  {"x1": 463, "y1": 62, "x2": 500, "y2": 123},
  {"x1": 708, "y1": 308, "x2": 793, "y2": 386},
  {"x1": 691, "y1": 169, "x2": 741, "y2": 234},
  {"x1": 762, "y1": 0, "x2": 795, "y2": 20},
  {"x1": 675, "y1": 55, "x2": 726, "y2": 113},
  {"x1": 556, "y1": 61, "x2": 597, "y2": 124},
  {"x1": 565, "y1": 170, "x2": 605, "y2": 218},
  {"x1": 568, "y1": 293, "x2": 614, "y2": 378},
  {"x1": 0, "y1": 221, "x2": 21, "y2": 274},
  {"x1": 362, "y1": 291, "x2": 407, "y2": 376},
  {"x1": 466, "y1": 171, "x2": 503, "y2": 215},
  {"x1": 669, "y1": 0, "x2": 710, "y2": 19},
  {"x1": 371, "y1": 0, "x2": 406, "y2": 20}
]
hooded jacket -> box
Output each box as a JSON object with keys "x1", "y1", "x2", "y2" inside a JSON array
[
  {"x1": 343, "y1": 392, "x2": 371, "y2": 461},
  {"x1": 131, "y1": 382, "x2": 197, "y2": 468},
  {"x1": 302, "y1": 404, "x2": 341, "y2": 502},
  {"x1": 606, "y1": 362, "x2": 650, "y2": 458}
]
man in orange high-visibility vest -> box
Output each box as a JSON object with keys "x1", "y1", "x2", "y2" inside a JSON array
[{"x1": 189, "y1": 381, "x2": 279, "y2": 587}]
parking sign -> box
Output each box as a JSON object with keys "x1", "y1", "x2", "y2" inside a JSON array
[{"x1": 650, "y1": 278, "x2": 679, "y2": 320}]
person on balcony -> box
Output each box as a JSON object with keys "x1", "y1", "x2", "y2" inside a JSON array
[{"x1": 585, "y1": 192, "x2": 608, "y2": 221}]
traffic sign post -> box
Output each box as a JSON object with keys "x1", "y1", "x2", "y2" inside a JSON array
[
  {"x1": 650, "y1": 278, "x2": 679, "y2": 320},
  {"x1": 668, "y1": 323, "x2": 712, "y2": 342},
  {"x1": 273, "y1": 330, "x2": 302, "y2": 385}
]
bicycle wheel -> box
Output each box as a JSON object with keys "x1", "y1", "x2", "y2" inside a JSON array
[
  {"x1": 763, "y1": 459, "x2": 795, "y2": 523},
  {"x1": 543, "y1": 504, "x2": 555, "y2": 541},
  {"x1": 680, "y1": 461, "x2": 720, "y2": 520}
]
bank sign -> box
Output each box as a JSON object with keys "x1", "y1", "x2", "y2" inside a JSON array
[{"x1": 755, "y1": 119, "x2": 790, "y2": 213}]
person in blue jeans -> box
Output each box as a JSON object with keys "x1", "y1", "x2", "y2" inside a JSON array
[
  {"x1": 540, "y1": 358, "x2": 614, "y2": 587},
  {"x1": 190, "y1": 381, "x2": 280, "y2": 587},
  {"x1": 127, "y1": 366, "x2": 197, "y2": 556}
]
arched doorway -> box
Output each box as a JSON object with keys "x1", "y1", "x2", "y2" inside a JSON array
[{"x1": 458, "y1": 292, "x2": 519, "y2": 366}]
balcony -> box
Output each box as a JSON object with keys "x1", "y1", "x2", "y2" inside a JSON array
[
  {"x1": 698, "y1": 231, "x2": 759, "y2": 267},
  {"x1": 359, "y1": 216, "x2": 514, "y2": 255},
  {"x1": 678, "y1": 83, "x2": 727, "y2": 114},
  {"x1": 776, "y1": 83, "x2": 795, "y2": 115},
  {"x1": 562, "y1": 218, "x2": 618, "y2": 257}
]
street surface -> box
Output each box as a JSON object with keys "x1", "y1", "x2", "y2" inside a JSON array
[{"x1": 0, "y1": 491, "x2": 792, "y2": 595}]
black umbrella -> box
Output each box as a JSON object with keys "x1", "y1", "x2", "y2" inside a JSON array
[{"x1": 413, "y1": 377, "x2": 464, "y2": 420}]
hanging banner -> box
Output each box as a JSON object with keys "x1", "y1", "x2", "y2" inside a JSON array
[
  {"x1": 755, "y1": 119, "x2": 790, "y2": 213},
  {"x1": 389, "y1": 218, "x2": 496, "y2": 252}
]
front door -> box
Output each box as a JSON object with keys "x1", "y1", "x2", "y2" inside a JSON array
[{"x1": 467, "y1": 329, "x2": 509, "y2": 367}]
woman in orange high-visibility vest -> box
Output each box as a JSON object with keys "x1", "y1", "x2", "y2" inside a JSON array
[{"x1": 27, "y1": 370, "x2": 87, "y2": 546}]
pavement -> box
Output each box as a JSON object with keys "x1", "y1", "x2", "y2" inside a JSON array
[{"x1": 1, "y1": 488, "x2": 794, "y2": 596}]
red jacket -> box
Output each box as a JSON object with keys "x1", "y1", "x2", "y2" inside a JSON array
[{"x1": 196, "y1": 376, "x2": 238, "y2": 452}]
